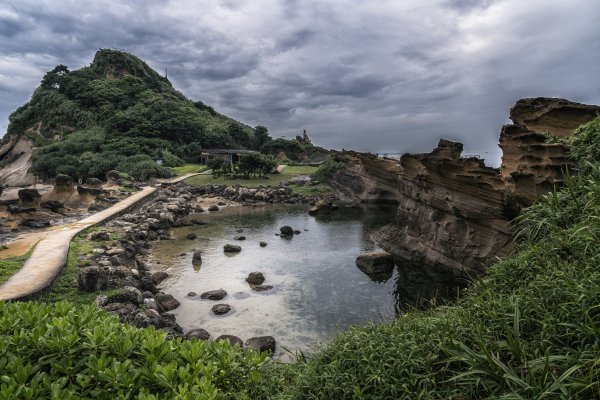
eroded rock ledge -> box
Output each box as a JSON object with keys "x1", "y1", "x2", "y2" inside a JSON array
[{"x1": 328, "y1": 97, "x2": 600, "y2": 279}]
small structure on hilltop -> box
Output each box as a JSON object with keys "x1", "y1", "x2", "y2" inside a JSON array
[
  {"x1": 295, "y1": 130, "x2": 313, "y2": 145},
  {"x1": 199, "y1": 149, "x2": 258, "y2": 164}
]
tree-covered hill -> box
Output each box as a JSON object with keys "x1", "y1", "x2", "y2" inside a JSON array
[{"x1": 4, "y1": 49, "x2": 267, "y2": 181}]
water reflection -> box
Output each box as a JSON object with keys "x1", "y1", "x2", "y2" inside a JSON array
[{"x1": 150, "y1": 204, "x2": 459, "y2": 355}]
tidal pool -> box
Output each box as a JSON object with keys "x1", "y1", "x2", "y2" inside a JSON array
[{"x1": 150, "y1": 204, "x2": 458, "y2": 356}]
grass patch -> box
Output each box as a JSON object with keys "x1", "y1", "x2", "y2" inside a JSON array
[
  {"x1": 171, "y1": 163, "x2": 208, "y2": 176},
  {"x1": 185, "y1": 165, "x2": 319, "y2": 187},
  {"x1": 0, "y1": 245, "x2": 8, "y2": 251},
  {"x1": 0, "y1": 248, "x2": 34, "y2": 285},
  {"x1": 39, "y1": 228, "x2": 114, "y2": 305},
  {"x1": 290, "y1": 183, "x2": 333, "y2": 196}
]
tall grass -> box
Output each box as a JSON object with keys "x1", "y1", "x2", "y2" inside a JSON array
[{"x1": 252, "y1": 118, "x2": 600, "y2": 399}]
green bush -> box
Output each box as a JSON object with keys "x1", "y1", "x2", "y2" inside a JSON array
[
  {"x1": 312, "y1": 156, "x2": 347, "y2": 182},
  {"x1": 0, "y1": 301, "x2": 269, "y2": 399}
]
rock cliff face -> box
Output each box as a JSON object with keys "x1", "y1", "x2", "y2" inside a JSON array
[
  {"x1": 329, "y1": 98, "x2": 600, "y2": 278},
  {"x1": 500, "y1": 98, "x2": 600, "y2": 204},
  {"x1": 0, "y1": 134, "x2": 36, "y2": 187}
]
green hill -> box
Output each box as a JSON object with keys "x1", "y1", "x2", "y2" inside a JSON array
[{"x1": 6, "y1": 49, "x2": 265, "y2": 181}]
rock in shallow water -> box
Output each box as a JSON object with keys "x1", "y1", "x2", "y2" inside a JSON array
[
  {"x1": 355, "y1": 252, "x2": 395, "y2": 275},
  {"x1": 223, "y1": 244, "x2": 241, "y2": 253},
  {"x1": 245, "y1": 336, "x2": 276, "y2": 353},
  {"x1": 245, "y1": 272, "x2": 265, "y2": 285},
  {"x1": 200, "y1": 289, "x2": 227, "y2": 300},
  {"x1": 187, "y1": 328, "x2": 210, "y2": 341},
  {"x1": 251, "y1": 284, "x2": 273, "y2": 292},
  {"x1": 216, "y1": 335, "x2": 243, "y2": 347},
  {"x1": 155, "y1": 293, "x2": 180, "y2": 311},
  {"x1": 211, "y1": 304, "x2": 231, "y2": 315}
]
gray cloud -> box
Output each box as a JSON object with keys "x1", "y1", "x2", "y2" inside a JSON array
[{"x1": 1, "y1": 0, "x2": 600, "y2": 167}]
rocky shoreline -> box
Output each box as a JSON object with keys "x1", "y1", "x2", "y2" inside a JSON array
[{"x1": 73, "y1": 181, "x2": 332, "y2": 353}]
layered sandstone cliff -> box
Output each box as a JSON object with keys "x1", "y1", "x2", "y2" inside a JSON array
[{"x1": 329, "y1": 97, "x2": 600, "y2": 278}]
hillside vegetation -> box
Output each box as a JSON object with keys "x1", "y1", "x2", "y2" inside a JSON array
[{"x1": 6, "y1": 49, "x2": 263, "y2": 181}]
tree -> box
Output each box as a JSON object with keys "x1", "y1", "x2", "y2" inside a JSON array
[
  {"x1": 41, "y1": 65, "x2": 70, "y2": 91},
  {"x1": 253, "y1": 125, "x2": 271, "y2": 150}
]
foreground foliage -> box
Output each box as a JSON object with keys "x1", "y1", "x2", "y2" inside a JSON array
[
  {"x1": 252, "y1": 118, "x2": 600, "y2": 399},
  {"x1": 0, "y1": 302, "x2": 269, "y2": 399}
]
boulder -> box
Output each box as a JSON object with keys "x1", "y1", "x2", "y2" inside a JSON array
[
  {"x1": 151, "y1": 271, "x2": 169, "y2": 284},
  {"x1": 279, "y1": 226, "x2": 294, "y2": 236},
  {"x1": 90, "y1": 231, "x2": 111, "y2": 241},
  {"x1": 187, "y1": 328, "x2": 210, "y2": 341},
  {"x1": 223, "y1": 244, "x2": 242, "y2": 253},
  {"x1": 200, "y1": 289, "x2": 227, "y2": 300},
  {"x1": 192, "y1": 251, "x2": 203, "y2": 266},
  {"x1": 245, "y1": 272, "x2": 265, "y2": 285},
  {"x1": 252, "y1": 285, "x2": 273, "y2": 292},
  {"x1": 54, "y1": 174, "x2": 75, "y2": 192},
  {"x1": 233, "y1": 235, "x2": 246, "y2": 241},
  {"x1": 259, "y1": 241, "x2": 268, "y2": 247},
  {"x1": 85, "y1": 177, "x2": 103, "y2": 188},
  {"x1": 211, "y1": 304, "x2": 231, "y2": 315},
  {"x1": 18, "y1": 188, "x2": 41, "y2": 205},
  {"x1": 216, "y1": 335, "x2": 243, "y2": 347},
  {"x1": 245, "y1": 336, "x2": 276, "y2": 353},
  {"x1": 21, "y1": 219, "x2": 50, "y2": 228},
  {"x1": 186, "y1": 233, "x2": 197, "y2": 240},
  {"x1": 308, "y1": 200, "x2": 338, "y2": 215},
  {"x1": 355, "y1": 252, "x2": 395, "y2": 276},
  {"x1": 208, "y1": 205, "x2": 219, "y2": 211},
  {"x1": 108, "y1": 286, "x2": 143, "y2": 305},
  {"x1": 41, "y1": 200, "x2": 65, "y2": 213},
  {"x1": 77, "y1": 267, "x2": 109, "y2": 292},
  {"x1": 9, "y1": 205, "x2": 36, "y2": 214},
  {"x1": 77, "y1": 186, "x2": 103, "y2": 196},
  {"x1": 155, "y1": 293, "x2": 180, "y2": 311}
]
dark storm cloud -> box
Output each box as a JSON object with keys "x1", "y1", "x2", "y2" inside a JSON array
[{"x1": 1, "y1": 0, "x2": 600, "y2": 166}]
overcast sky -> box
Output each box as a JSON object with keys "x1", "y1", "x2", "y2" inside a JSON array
[{"x1": 1, "y1": 0, "x2": 599, "y2": 166}]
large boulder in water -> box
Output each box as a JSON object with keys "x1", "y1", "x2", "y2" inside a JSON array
[{"x1": 355, "y1": 252, "x2": 395, "y2": 279}]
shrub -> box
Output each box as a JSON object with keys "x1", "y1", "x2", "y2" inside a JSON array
[{"x1": 0, "y1": 301, "x2": 269, "y2": 399}]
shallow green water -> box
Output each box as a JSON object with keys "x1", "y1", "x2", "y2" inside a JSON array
[{"x1": 151, "y1": 204, "x2": 458, "y2": 356}]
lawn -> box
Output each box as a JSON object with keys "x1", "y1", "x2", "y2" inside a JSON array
[
  {"x1": 0, "y1": 249, "x2": 33, "y2": 285},
  {"x1": 184, "y1": 165, "x2": 319, "y2": 187},
  {"x1": 170, "y1": 163, "x2": 208, "y2": 176}
]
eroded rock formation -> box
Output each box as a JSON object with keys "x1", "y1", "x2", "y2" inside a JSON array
[{"x1": 328, "y1": 97, "x2": 600, "y2": 278}]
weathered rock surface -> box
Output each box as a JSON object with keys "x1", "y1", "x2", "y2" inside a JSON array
[
  {"x1": 327, "y1": 98, "x2": 600, "y2": 278},
  {"x1": 500, "y1": 97, "x2": 600, "y2": 204},
  {"x1": 245, "y1": 336, "x2": 276, "y2": 353},
  {"x1": 252, "y1": 285, "x2": 273, "y2": 292}
]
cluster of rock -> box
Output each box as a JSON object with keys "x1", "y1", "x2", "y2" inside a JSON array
[
  {"x1": 327, "y1": 98, "x2": 600, "y2": 279},
  {"x1": 194, "y1": 183, "x2": 323, "y2": 206},
  {"x1": 0, "y1": 173, "x2": 135, "y2": 236},
  {"x1": 78, "y1": 183, "x2": 196, "y2": 336}
]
